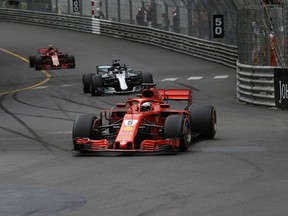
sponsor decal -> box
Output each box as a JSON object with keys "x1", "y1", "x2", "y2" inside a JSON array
[
  {"x1": 278, "y1": 81, "x2": 288, "y2": 104},
  {"x1": 274, "y1": 68, "x2": 288, "y2": 108},
  {"x1": 124, "y1": 120, "x2": 138, "y2": 126},
  {"x1": 117, "y1": 134, "x2": 132, "y2": 140},
  {"x1": 123, "y1": 126, "x2": 133, "y2": 131}
]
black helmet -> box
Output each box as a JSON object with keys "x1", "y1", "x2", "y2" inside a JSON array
[{"x1": 141, "y1": 102, "x2": 152, "y2": 111}]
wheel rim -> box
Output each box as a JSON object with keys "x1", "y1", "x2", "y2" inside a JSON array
[
  {"x1": 183, "y1": 118, "x2": 192, "y2": 144},
  {"x1": 211, "y1": 109, "x2": 217, "y2": 135}
]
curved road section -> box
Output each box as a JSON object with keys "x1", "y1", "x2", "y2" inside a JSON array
[
  {"x1": 0, "y1": 22, "x2": 288, "y2": 216},
  {"x1": 0, "y1": 48, "x2": 51, "y2": 95}
]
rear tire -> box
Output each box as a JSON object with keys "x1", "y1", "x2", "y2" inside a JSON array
[
  {"x1": 164, "y1": 115, "x2": 191, "y2": 152},
  {"x1": 142, "y1": 72, "x2": 153, "y2": 83},
  {"x1": 90, "y1": 75, "x2": 104, "y2": 96},
  {"x1": 34, "y1": 55, "x2": 43, "y2": 71},
  {"x1": 29, "y1": 54, "x2": 36, "y2": 67},
  {"x1": 189, "y1": 105, "x2": 216, "y2": 139},
  {"x1": 82, "y1": 73, "x2": 94, "y2": 93},
  {"x1": 68, "y1": 55, "x2": 75, "y2": 68}
]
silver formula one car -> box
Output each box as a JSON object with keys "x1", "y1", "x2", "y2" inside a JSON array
[{"x1": 82, "y1": 59, "x2": 153, "y2": 96}]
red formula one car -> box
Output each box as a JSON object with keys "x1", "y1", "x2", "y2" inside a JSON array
[
  {"x1": 72, "y1": 84, "x2": 216, "y2": 153},
  {"x1": 29, "y1": 46, "x2": 75, "y2": 70}
]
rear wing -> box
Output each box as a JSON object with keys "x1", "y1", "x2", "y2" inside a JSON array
[
  {"x1": 38, "y1": 47, "x2": 58, "y2": 55},
  {"x1": 158, "y1": 89, "x2": 192, "y2": 105},
  {"x1": 38, "y1": 48, "x2": 49, "y2": 55}
]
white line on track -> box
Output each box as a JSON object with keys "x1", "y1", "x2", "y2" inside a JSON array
[
  {"x1": 187, "y1": 76, "x2": 203, "y2": 80},
  {"x1": 161, "y1": 78, "x2": 178, "y2": 82},
  {"x1": 60, "y1": 84, "x2": 73, "y2": 87},
  {"x1": 213, "y1": 75, "x2": 229, "y2": 79},
  {"x1": 32, "y1": 86, "x2": 48, "y2": 90}
]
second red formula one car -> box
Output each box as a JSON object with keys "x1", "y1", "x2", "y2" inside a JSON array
[
  {"x1": 72, "y1": 84, "x2": 216, "y2": 153},
  {"x1": 29, "y1": 45, "x2": 75, "y2": 70}
]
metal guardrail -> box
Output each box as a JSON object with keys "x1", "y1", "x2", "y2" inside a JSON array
[
  {"x1": 100, "y1": 20, "x2": 238, "y2": 68},
  {"x1": 237, "y1": 62, "x2": 275, "y2": 107},
  {"x1": 0, "y1": 9, "x2": 100, "y2": 34},
  {"x1": 0, "y1": 8, "x2": 237, "y2": 68}
]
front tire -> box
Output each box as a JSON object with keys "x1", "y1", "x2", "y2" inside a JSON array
[
  {"x1": 72, "y1": 114, "x2": 98, "y2": 151},
  {"x1": 68, "y1": 55, "x2": 75, "y2": 68},
  {"x1": 90, "y1": 75, "x2": 104, "y2": 96},
  {"x1": 82, "y1": 73, "x2": 94, "y2": 93},
  {"x1": 164, "y1": 115, "x2": 191, "y2": 152}
]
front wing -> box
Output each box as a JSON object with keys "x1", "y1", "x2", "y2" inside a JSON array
[
  {"x1": 40, "y1": 64, "x2": 73, "y2": 70},
  {"x1": 103, "y1": 86, "x2": 141, "y2": 94},
  {"x1": 73, "y1": 138, "x2": 180, "y2": 153}
]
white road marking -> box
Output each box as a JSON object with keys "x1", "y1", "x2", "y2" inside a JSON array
[
  {"x1": 213, "y1": 75, "x2": 229, "y2": 79},
  {"x1": 187, "y1": 76, "x2": 203, "y2": 80},
  {"x1": 60, "y1": 84, "x2": 72, "y2": 87},
  {"x1": 32, "y1": 86, "x2": 48, "y2": 90},
  {"x1": 161, "y1": 78, "x2": 178, "y2": 82}
]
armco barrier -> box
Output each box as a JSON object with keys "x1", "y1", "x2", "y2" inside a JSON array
[
  {"x1": 99, "y1": 20, "x2": 238, "y2": 68},
  {"x1": 0, "y1": 8, "x2": 237, "y2": 68},
  {"x1": 237, "y1": 62, "x2": 276, "y2": 107},
  {"x1": 0, "y1": 9, "x2": 100, "y2": 34}
]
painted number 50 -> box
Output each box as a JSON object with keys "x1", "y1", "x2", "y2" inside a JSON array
[
  {"x1": 213, "y1": 15, "x2": 224, "y2": 38},
  {"x1": 215, "y1": 18, "x2": 223, "y2": 35}
]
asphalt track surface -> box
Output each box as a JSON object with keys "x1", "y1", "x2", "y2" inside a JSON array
[{"x1": 0, "y1": 22, "x2": 288, "y2": 216}]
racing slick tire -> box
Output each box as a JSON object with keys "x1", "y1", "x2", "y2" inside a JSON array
[
  {"x1": 68, "y1": 55, "x2": 75, "y2": 68},
  {"x1": 29, "y1": 54, "x2": 36, "y2": 67},
  {"x1": 189, "y1": 105, "x2": 216, "y2": 139},
  {"x1": 72, "y1": 114, "x2": 98, "y2": 152},
  {"x1": 142, "y1": 72, "x2": 153, "y2": 83},
  {"x1": 164, "y1": 114, "x2": 192, "y2": 152},
  {"x1": 82, "y1": 73, "x2": 95, "y2": 93},
  {"x1": 90, "y1": 75, "x2": 104, "y2": 96},
  {"x1": 34, "y1": 55, "x2": 43, "y2": 71}
]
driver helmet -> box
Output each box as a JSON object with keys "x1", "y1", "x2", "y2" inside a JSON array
[
  {"x1": 141, "y1": 102, "x2": 152, "y2": 111},
  {"x1": 113, "y1": 64, "x2": 120, "y2": 70},
  {"x1": 48, "y1": 45, "x2": 54, "y2": 50},
  {"x1": 113, "y1": 68, "x2": 120, "y2": 74}
]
